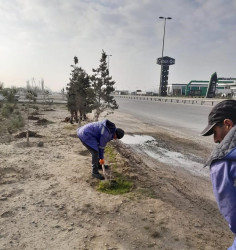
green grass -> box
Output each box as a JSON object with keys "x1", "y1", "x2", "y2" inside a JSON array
[
  {"x1": 97, "y1": 145, "x2": 133, "y2": 195},
  {"x1": 97, "y1": 178, "x2": 133, "y2": 195}
]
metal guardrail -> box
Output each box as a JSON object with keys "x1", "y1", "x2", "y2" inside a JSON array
[
  {"x1": 17, "y1": 94, "x2": 231, "y2": 106},
  {"x1": 114, "y1": 95, "x2": 228, "y2": 106}
]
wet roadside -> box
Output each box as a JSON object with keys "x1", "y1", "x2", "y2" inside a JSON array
[{"x1": 120, "y1": 134, "x2": 209, "y2": 177}]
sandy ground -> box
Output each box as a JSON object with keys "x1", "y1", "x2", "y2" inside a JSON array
[{"x1": 0, "y1": 104, "x2": 234, "y2": 250}]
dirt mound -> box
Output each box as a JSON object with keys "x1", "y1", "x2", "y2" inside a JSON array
[
  {"x1": 28, "y1": 115, "x2": 40, "y2": 120},
  {"x1": 43, "y1": 108, "x2": 55, "y2": 111},
  {"x1": 15, "y1": 130, "x2": 43, "y2": 138},
  {"x1": 36, "y1": 118, "x2": 53, "y2": 125},
  {"x1": 30, "y1": 111, "x2": 42, "y2": 116},
  {"x1": 62, "y1": 116, "x2": 71, "y2": 122}
]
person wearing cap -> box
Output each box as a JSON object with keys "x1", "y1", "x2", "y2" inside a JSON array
[
  {"x1": 201, "y1": 100, "x2": 236, "y2": 250},
  {"x1": 77, "y1": 119, "x2": 124, "y2": 180}
]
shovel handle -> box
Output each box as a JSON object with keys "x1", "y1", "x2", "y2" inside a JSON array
[{"x1": 101, "y1": 164, "x2": 108, "y2": 180}]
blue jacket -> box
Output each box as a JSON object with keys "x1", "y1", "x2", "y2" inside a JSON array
[
  {"x1": 77, "y1": 119, "x2": 116, "y2": 159},
  {"x1": 206, "y1": 125, "x2": 236, "y2": 249}
]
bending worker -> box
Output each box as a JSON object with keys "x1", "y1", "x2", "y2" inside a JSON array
[
  {"x1": 201, "y1": 100, "x2": 236, "y2": 250},
  {"x1": 77, "y1": 119, "x2": 124, "y2": 180}
]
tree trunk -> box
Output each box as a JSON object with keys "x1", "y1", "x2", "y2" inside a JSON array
[{"x1": 26, "y1": 102, "x2": 30, "y2": 146}]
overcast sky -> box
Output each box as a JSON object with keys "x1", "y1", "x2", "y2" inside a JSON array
[{"x1": 1, "y1": 0, "x2": 236, "y2": 92}]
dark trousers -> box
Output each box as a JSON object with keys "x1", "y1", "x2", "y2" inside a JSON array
[{"x1": 81, "y1": 142, "x2": 99, "y2": 174}]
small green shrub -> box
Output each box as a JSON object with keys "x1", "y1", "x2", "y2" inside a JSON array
[
  {"x1": 6, "y1": 115, "x2": 25, "y2": 133},
  {"x1": 1, "y1": 103, "x2": 14, "y2": 117},
  {"x1": 0, "y1": 102, "x2": 25, "y2": 134},
  {"x1": 32, "y1": 105, "x2": 39, "y2": 111},
  {"x1": 12, "y1": 115, "x2": 25, "y2": 128}
]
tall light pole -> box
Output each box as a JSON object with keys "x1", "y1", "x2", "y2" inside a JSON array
[
  {"x1": 159, "y1": 16, "x2": 172, "y2": 96},
  {"x1": 107, "y1": 54, "x2": 112, "y2": 75}
]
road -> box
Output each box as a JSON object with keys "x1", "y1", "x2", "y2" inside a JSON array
[{"x1": 115, "y1": 97, "x2": 214, "y2": 136}]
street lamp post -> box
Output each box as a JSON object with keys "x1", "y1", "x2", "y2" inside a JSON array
[{"x1": 159, "y1": 16, "x2": 172, "y2": 96}]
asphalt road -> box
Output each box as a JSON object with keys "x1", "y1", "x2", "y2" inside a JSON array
[{"x1": 115, "y1": 97, "x2": 214, "y2": 136}]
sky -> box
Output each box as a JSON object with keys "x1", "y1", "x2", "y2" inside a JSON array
[{"x1": 0, "y1": 0, "x2": 236, "y2": 93}]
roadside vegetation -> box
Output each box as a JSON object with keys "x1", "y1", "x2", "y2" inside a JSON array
[
  {"x1": 66, "y1": 50, "x2": 118, "y2": 124},
  {"x1": 97, "y1": 145, "x2": 133, "y2": 195},
  {"x1": 0, "y1": 86, "x2": 24, "y2": 140},
  {"x1": 0, "y1": 50, "x2": 118, "y2": 143},
  {"x1": 0, "y1": 84, "x2": 41, "y2": 144}
]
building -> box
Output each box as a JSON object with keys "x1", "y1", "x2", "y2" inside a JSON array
[
  {"x1": 113, "y1": 90, "x2": 129, "y2": 95},
  {"x1": 168, "y1": 80, "x2": 236, "y2": 97}
]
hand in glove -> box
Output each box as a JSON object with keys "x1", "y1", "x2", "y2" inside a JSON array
[{"x1": 99, "y1": 159, "x2": 105, "y2": 165}]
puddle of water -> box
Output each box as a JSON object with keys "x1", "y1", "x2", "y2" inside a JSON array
[
  {"x1": 121, "y1": 134, "x2": 208, "y2": 177},
  {"x1": 121, "y1": 134, "x2": 155, "y2": 145},
  {"x1": 142, "y1": 147, "x2": 206, "y2": 176}
]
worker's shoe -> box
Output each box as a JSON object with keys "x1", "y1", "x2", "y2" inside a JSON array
[
  {"x1": 92, "y1": 173, "x2": 105, "y2": 180},
  {"x1": 98, "y1": 164, "x2": 110, "y2": 170}
]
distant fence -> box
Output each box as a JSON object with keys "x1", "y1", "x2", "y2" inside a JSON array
[
  {"x1": 17, "y1": 94, "x2": 67, "y2": 104},
  {"x1": 18, "y1": 99, "x2": 66, "y2": 104},
  {"x1": 113, "y1": 95, "x2": 227, "y2": 106}
]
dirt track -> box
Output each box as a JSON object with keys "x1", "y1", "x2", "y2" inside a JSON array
[{"x1": 0, "y1": 104, "x2": 234, "y2": 250}]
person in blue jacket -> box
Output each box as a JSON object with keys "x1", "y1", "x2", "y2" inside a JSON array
[
  {"x1": 77, "y1": 119, "x2": 124, "y2": 180},
  {"x1": 201, "y1": 100, "x2": 236, "y2": 250}
]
